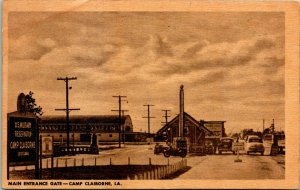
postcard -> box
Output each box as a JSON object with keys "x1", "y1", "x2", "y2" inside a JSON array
[{"x1": 2, "y1": 0, "x2": 299, "y2": 189}]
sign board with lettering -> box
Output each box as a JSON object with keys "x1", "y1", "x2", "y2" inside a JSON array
[
  {"x1": 7, "y1": 113, "x2": 38, "y2": 166},
  {"x1": 41, "y1": 136, "x2": 53, "y2": 156},
  {"x1": 204, "y1": 123, "x2": 223, "y2": 138},
  {"x1": 232, "y1": 142, "x2": 245, "y2": 151}
]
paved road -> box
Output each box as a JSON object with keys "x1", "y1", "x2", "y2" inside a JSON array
[
  {"x1": 177, "y1": 153, "x2": 284, "y2": 179},
  {"x1": 11, "y1": 144, "x2": 284, "y2": 180}
]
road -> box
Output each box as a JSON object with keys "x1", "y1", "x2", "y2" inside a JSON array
[
  {"x1": 177, "y1": 153, "x2": 284, "y2": 179},
  {"x1": 11, "y1": 144, "x2": 284, "y2": 180}
]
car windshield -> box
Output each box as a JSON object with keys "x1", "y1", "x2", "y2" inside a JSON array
[{"x1": 249, "y1": 138, "x2": 262, "y2": 143}]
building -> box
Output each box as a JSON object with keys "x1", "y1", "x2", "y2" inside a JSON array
[
  {"x1": 202, "y1": 120, "x2": 226, "y2": 139},
  {"x1": 39, "y1": 115, "x2": 133, "y2": 145},
  {"x1": 156, "y1": 112, "x2": 212, "y2": 152}
]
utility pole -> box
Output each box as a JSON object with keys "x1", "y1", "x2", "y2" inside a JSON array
[
  {"x1": 161, "y1": 109, "x2": 171, "y2": 126},
  {"x1": 112, "y1": 95, "x2": 127, "y2": 148},
  {"x1": 55, "y1": 76, "x2": 80, "y2": 155},
  {"x1": 142, "y1": 104, "x2": 155, "y2": 136},
  {"x1": 122, "y1": 110, "x2": 128, "y2": 144}
]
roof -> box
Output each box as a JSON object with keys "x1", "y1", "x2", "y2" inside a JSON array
[
  {"x1": 203, "y1": 121, "x2": 226, "y2": 124},
  {"x1": 157, "y1": 112, "x2": 212, "y2": 134},
  {"x1": 40, "y1": 115, "x2": 132, "y2": 124}
]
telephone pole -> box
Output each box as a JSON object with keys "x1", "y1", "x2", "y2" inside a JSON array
[
  {"x1": 142, "y1": 104, "x2": 155, "y2": 136},
  {"x1": 112, "y1": 95, "x2": 127, "y2": 148},
  {"x1": 161, "y1": 109, "x2": 171, "y2": 126},
  {"x1": 55, "y1": 76, "x2": 80, "y2": 155},
  {"x1": 122, "y1": 110, "x2": 128, "y2": 144},
  {"x1": 263, "y1": 119, "x2": 265, "y2": 132},
  {"x1": 271, "y1": 119, "x2": 275, "y2": 132}
]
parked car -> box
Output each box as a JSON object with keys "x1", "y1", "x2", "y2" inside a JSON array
[
  {"x1": 154, "y1": 143, "x2": 168, "y2": 154},
  {"x1": 218, "y1": 137, "x2": 235, "y2": 154},
  {"x1": 205, "y1": 139, "x2": 214, "y2": 154},
  {"x1": 245, "y1": 135, "x2": 264, "y2": 155},
  {"x1": 263, "y1": 133, "x2": 285, "y2": 155}
]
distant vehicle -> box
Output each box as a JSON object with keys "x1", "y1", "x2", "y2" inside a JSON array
[
  {"x1": 163, "y1": 137, "x2": 187, "y2": 158},
  {"x1": 205, "y1": 139, "x2": 214, "y2": 154},
  {"x1": 245, "y1": 135, "x2": 264, "y2": 155},
  {"x1": 263, "y1": 133, "x2": 285, "y2": 155},
  {"x1": 218, "y1": 137, "x2": 235, "y2": 154},
  {"x1": 276, "y1": 133, "x2": 285, "y2": 153},
  {"x1": 154, "y1": 143, "x2": 168, "y2": 155}
]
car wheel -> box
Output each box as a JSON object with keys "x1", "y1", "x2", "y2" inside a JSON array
[
  {"x1": 180, "y1": 149, "x2": 187, "y2": 158},
  {"x1": 163, "y1": 150, "x2": 171, "y2": 158},
  {"x1": 247, "y1": 151, "x2": 250, "y2": 155},
  {"x1": 219, "y1": 151, "x2": 222, "y2": 155},
  {"x1": 260, "y1": 152, "x2": 264, "y2": 156}
]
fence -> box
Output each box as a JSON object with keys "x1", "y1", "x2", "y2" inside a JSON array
[{"x1": 126, "y1": 159, "x2": 187, "y2": 180}]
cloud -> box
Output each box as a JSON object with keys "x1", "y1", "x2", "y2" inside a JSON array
[
  {"x1": 153, "y1": 36, "x2": 279, "y2": 77},
  {"x1": 10, "y1": 36, "x2": 57, "y2": 60},
  {"x1": 7, "y1": 12, "x2": 285, "y2": 133},
  {"x1": 189, "y1": 71, "x2": 227, "y2": 86}
]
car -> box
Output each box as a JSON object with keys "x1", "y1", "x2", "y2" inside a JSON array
[
  {"x1": 205, "y1": 139, "x2": 214, "y2": 154},
  {"x1": 263, "y1": 133, "x2": 285, "y2": 155},
  {"x1": 218, "y1": 137, "x2": 235, "y2": 154},
  {"x1": 245, "y1": 135, "x2": 264, "y2": 155},
  {"x1": 154, "y1": 143, "x2": 168, "y2": 154}
]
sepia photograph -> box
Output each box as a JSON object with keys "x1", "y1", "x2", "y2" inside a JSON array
[{"x1": 2, "y1": 0, "x2": 299, "y2": 189}]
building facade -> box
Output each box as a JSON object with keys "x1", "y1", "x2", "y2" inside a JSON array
[
  {"x1": 39, "y1": 115, "x2": 133, "y2": 145},
  {"x1": 156, "y1": 112, "x2": 212, "y2": 151}
]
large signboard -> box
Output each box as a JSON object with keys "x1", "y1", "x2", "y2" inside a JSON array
[
  {"x1": 204, "y1": 123, "x2": 223, "y2": 138},
  {"x1": 8, "y1": 116, "x2": 38, "y2": 165}
]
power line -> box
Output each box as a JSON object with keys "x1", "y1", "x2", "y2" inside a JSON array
[
  {"x1": 142, "y1": 104, "x2": 155, "y2": 136},
  {"x1": 112, "y1": 95, "x2": 127, "y2": 148},
  {"x1": 55, "y1": 76, "x2": 80, "y2": 155}
]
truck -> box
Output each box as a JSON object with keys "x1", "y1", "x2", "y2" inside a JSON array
[
  {"x1": 263, "y1": 132, "x2": 285, "y2": 155},
  {"x1": 203, "y1": 121, "x2": 225, "y2": 154}
]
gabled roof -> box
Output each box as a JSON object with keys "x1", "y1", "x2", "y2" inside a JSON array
[
  {"x1": 157, "y1": 112, "x2": 212, "y2": 134},
  {"x1": 40, "y1": 115, "x2": 131, "y2": 124}
]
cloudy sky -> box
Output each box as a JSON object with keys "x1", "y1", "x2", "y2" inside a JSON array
[{"x1": 8, "y1": 12, "x2": 285, "y2": 133}]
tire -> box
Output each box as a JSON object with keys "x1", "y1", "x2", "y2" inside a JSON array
[
  {"x1": 180, "y1": 149, "x2": 187, "y2": 158},
  {"x1": 247, "y1": 151, "x2": 250, "y2": 155},
  {"x1": 219, "y1": 151, "x2": 222, "y2": 155},
  {"x1": 260, "y1": 152, "x2": 264, "y2": 156},
  {"x1": 163, "y1": 150, "x2": 171, "y2": 158}
]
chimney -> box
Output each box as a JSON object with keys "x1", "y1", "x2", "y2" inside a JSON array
[{"x1": 179, "y1": 85, "x2": 184, "y2": 137}]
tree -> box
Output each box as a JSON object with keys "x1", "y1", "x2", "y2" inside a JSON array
[
  {"x1": 241, "y1": 128, "x2": 254, "y2": 139},
  {"x1": 25, "y1": 91, "x2": 43, "y2": 117}
]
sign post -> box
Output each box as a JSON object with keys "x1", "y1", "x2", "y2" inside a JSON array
[
  {"x1": 7, "y1": 93, "x2": 39, "y2": 179},
  {"x1": 7, "y1": 114, "x2": 39, "y2": 179},
  {"x1": 232, "y1": 142, "x2": 244, "y2": 162}
]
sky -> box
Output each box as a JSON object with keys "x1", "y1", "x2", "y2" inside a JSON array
[{"x1": 8, "y1": 12, "x2": 285, "y2": 133}]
